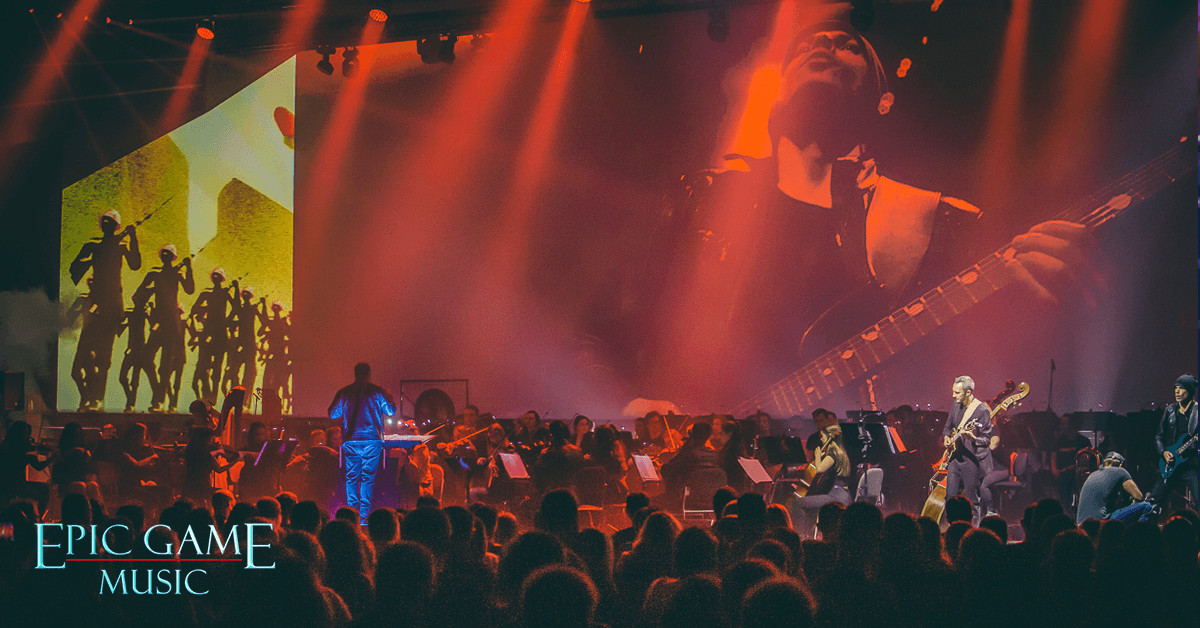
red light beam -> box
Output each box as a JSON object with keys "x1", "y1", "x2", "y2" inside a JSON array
[
  {"x1": 0, "y1": 0, "x2": 105, "y2": 183},
  {"x1": 156, "y1": 32, "x2": 212, "y2": 135}
]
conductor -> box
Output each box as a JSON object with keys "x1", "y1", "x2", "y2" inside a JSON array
[{"x1": 329, "y1": 362, "x2": 396, "y2": 525}]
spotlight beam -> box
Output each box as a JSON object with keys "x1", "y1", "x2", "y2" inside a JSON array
[
  {"x1": 486, "y1": 0, "x2": 590, "y2": 273},
  {"x1": 974, "y1": 0, "x2": 1032, "y2": 206},
  {"x1": 0, "y1": 0, "x2": 105, "y2": 189},
  {"x1": 157, "y1": 32, "x2": 212, "y2": 135}
]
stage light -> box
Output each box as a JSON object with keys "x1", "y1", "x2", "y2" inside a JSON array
[
  {"x1": 369, "y1": 8, "x2": 387, "y2": 23},
  {"x1": 438, "y1": 35, "x2": 457, "y2": 64},
  {"x1": 196, "y1": 20, "x2": 215, "y2": 40},
  {"x1": 315, "y1": 43, "x2": 335, "y2": 75},
  {"x1": 707, "y1": 7, "x2": 729, "y2": 43},
  {"x1": 342, "y1": 46, "x2": 360, "y2": 77}
]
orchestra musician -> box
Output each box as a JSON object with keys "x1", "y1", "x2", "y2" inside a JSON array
[
  {"x1": 639, "y1": 412, "x2": 682, "y2": 459},
  {"x1": 397, "y1": 443, "x2": 442, "y2": 509},
  {"x1": 586, "y1": 424, "x2": 630, "y2": 499},
  {"x1": 0, "y1": 421, "x2": 52, "y2": 509},
  {"x1": 116, "y1": 422, "x2": 165, "y2": 503},
  {"x1": 512, "y1": 411, "x2": 545, "y2": 447},
  {"x1": 788, "y1": 423, "x2": 852, "y2": 532},
  {"x1": 236, "y1": 421, "x2": 273, "y2": 502},
  {"x1": 183, "y1": 426, "x2": 239, "y2": 503},
  {"x1": 710, "y1": 416, "x2": 749, "y2": 492},
  {"x1": 660, "y1": 422, "x2": 719, "y2": 509},
  {"x1": 531, "y1": 421, "x2": 585, "y2": 496},
  {"x1": 469, "y1": 422, "x2": 517, "y2": 503},
  {"x1": 573, "y1": 415, "x2": 597, "y2": 458},
  {"x1": 435, "y1": 424, "x2": 480, "y2": 505}
]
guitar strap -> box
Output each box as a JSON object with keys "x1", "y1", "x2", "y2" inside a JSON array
[{"x1": 956, "y1": 398, "x2": 982, "y2": 432}]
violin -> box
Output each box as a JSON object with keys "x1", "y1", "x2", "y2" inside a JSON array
[{"x1": 435, "y1": 426, "x2": 489, "y2": 454}]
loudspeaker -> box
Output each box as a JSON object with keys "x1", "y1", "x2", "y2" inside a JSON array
[{"x1": 1, "y1": 372, "x2": 24, "y2": 412}]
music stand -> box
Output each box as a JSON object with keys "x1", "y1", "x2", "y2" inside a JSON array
[
  {"x1": 498, "y1": 452, "x2": 530, "y2": 480},
  {"x1": 253, "y1": 439, "x2": 299, "y2": 471},
  {"x1": 246, "y1": 438, "x2": 299, "y2": 496},
  {"x1": 738, "y1": 457, "x2": 774, "y2": 485},
  {"x1": 632, "y1": 454, "x2": 661, "y2": 483}
]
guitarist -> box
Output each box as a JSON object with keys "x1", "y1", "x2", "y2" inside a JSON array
[
  {"x1": 1149, "y1": 374, "x2": 1199, "y2": 512},
  {"x1": 941, "y1": 376, "x2": 993, "y2": 524},
  {"x1": 627, "y1": 17, "x2": 1088, "y2": 411}
]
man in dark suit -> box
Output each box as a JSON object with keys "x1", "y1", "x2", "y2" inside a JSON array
[
  {"x1": 1149, "y1": 374, "x2": 1198, "y2": 512},
  {"x1": 942, "y1": 375, "x2": 992, "y2": 523}
]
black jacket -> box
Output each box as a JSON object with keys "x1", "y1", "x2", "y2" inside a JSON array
[
  {"x1": 942, "y1": 400, "x2": 993, "y2": 463},
  {"x1": 1155, "y1": 401, "x2": 1198, "y2": 456}
]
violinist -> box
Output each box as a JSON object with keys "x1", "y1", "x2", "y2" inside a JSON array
[
  {"x1": 237, "y1": 421, "x2": 273, "y2": 501},
  {"x1": 711, "y1": 416, "x2": 749, "y2": 492},
  {"x1": 639, "y1": 412, "x2": 682, "y2": 459},
  {"x1": 512, "y1": 411, "x2": 548, "y2": 464},
  {"x1": 470, "y1": 422, "x2": 515, "y2": 503},
  {"x1": 0, "y1": 421, "x2": 51, "y2": 508},
  {"x1": 660, "y1": 422, "x2": 719, "y2": 509},
  {"x1": 50, "y1": 422, "x2": 99, "y2": 501},
  {"x1": 512, "y1": 411, "x2": 543, "y2": 446},
  {"x1": 462, "y1": 404, "x2": 483, "y2": 429},
  {"x1": 585, "y1": 424, "x2": 629, "y2": 499},
  {"x1": 436, "y1": 424, "x2": 480, "y2": 505},
  {"x1": 572, "y1": 415, "x2": 597, "y2": 458}
]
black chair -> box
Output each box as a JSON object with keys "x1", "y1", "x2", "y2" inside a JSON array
[
  {"x1": 989, "y1": 450, "x2": 1031, "y2": 517},
  {"x1": 575, "y1": 465, "x2": 608, "y2": 527},
  {"x1": 682, "y1": 467, "x2": 728, "y2": 521}
]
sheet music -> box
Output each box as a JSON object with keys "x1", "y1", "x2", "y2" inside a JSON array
[
  {"x1": 738, "y1": 457, "x2": 773, "y2": 484},
  {"x1": 632, "y1": 454, "x2": 661, "y2": 482},
  {"x1": 498, "y1": 452, "x2": 530, "y2": 479}
]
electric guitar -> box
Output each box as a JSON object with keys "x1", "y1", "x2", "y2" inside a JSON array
[
  {"x1": 734, "y1": 139, "x2": 1191, "y2": 418},
  {"x1": 1159, "y1": 429, "x2": 1199, "y2": 481}
]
